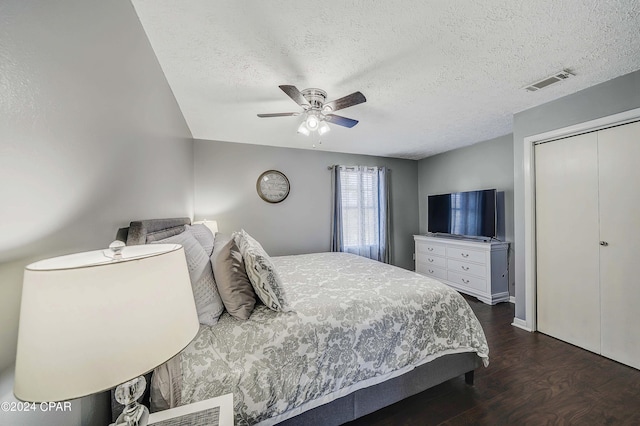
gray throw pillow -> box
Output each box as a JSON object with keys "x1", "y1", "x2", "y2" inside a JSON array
[
  {"x1": 210, "y1": 233, "x2": 256, "y2": 320},
  {"x1": 153, "y1": 231, "x2": 224, "y2": 325},
  {"x1": 185, "y1": 224, "x2": 214, "y2": 256},
  {"x1": 233, "y1": 229, "x2": 290, "y2": 312}
]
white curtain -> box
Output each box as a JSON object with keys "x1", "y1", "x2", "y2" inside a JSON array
[{"x1": 331, "y1": 165, "x2": 390, "y2": 263}]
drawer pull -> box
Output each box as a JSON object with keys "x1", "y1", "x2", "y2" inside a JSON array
[
  {"x1": 461, "y1": 253, "x2": 469, "y2": 258},
  {"x1": 428, "y1": 247, "x2": 434, "y2": 251},
  {"x1": 461, "y1": 278, "x2": 470, "y2": 284},
  {"x1": 428, "y1": 269, "x2": 434, "y2": 273},
  {"x1": 461, "y1": 266, "x2": 469, "y2": 271},
  {"x1": 428, "y1": 258, "x2": 434, "y2": 262}
]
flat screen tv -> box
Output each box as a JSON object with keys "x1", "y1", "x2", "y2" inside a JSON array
[{"x1": 428, "y1": 189, "x2": 497, "y2": 238}]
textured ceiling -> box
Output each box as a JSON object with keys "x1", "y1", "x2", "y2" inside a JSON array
[{"x1": 131, "y1": 0, "x2": 640, "y2": 160}]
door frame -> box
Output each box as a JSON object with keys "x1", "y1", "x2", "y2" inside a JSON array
[{"x1": 522, "y1": 107, "x2": 640, "y2": 332}]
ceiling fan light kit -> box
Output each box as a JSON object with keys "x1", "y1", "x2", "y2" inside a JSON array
[
  {"x1": 259, "y1": 85, "x2": 366, "y2": 136},
  {"x1": 297, "y1": 122, "x2": 311, "y2": 136},
  {"x1": 305, "y1": 110, "x2": 320, "y2": 130},
  {"x1": 318, "y1": 121, "x2": 330, "y2": 135}
]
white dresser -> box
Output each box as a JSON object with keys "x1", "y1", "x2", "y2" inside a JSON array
[{"x1": 414, "y1": 235, "x2": 509, "y2": 305}]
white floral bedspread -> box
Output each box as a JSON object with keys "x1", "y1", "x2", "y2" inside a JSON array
[{"x1": 178, "y1": 252, "x2": 489, "y2": 425}]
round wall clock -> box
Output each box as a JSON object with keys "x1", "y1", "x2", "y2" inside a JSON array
[{"x1": 256, "y1": 170, "x2": 290, "y2": 203}]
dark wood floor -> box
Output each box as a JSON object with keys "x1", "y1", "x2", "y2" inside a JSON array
[{"x1": 346, "y1": 295, "x2": 640, "y2": 425}]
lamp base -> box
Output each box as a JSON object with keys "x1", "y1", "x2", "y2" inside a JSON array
[{"x1": 114, "y1": 376, "x2": 149, "y2": 426}]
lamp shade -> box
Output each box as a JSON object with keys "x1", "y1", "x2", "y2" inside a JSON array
[{"x1": 14, "y1": 244, "x2": 199, "y2": 402}]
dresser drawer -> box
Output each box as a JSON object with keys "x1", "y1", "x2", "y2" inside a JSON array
[
  {"x1": 446, "y1": 247, "x2": 485, "y2": 264},
  {"x1": 416, "y1": 242, "x2": 446, "y2": 257},
  {"x1": 448, "y1": 271, "x2": 487, "y2": 292},
  {"x1": 419, "y1": 255, "x2": 446, "y2": 269},
  {"x1": 414, "y1": 235, "x2": 509, "y2": 305},
  {"x1": 417, "y1": 264, "x2": 447, "y2": 280},
  {"x1": 448, "y1": 259, "x2": 487, "y2": 278}
]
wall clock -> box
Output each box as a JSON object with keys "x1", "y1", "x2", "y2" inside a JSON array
[{"x1": 256, "y1": 170, "x2": 290, "y2": 203}]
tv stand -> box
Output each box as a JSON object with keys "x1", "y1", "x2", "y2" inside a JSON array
[{"x1": 414, "y1": 235, "x2": 509, "y2": 305}]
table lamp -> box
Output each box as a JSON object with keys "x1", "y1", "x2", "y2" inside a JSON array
[{"x1": 14, "y1": 241, "x2": 199, "y2": 426}]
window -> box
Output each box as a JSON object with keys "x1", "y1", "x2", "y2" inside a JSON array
[
  {"x1": 331, "y1": 165, "x2": 389, "y2": 263},
  {"x1": 341, "y1": 168, "x2": 379, "y2": 248}
]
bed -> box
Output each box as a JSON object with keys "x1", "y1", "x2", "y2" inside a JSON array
[{"x1": 113, "y1": 218, "x2": 488, "y2": 425}]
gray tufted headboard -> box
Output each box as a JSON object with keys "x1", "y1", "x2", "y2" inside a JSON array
[{"x1": 115, "y1": 217, "x2": 191, "y2": 246}]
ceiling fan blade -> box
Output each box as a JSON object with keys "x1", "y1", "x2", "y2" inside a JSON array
[
  {"x1": 279, "y1": 85, "x2": 311, "y2": 108},
  {"x1": 325, "y1": 114, "x2": 359, "y2": 128},
  {"x1": 257, "y1": 112, "x2": 300, "y2": 118},
  {"x1": 323, "y1": 91, "x2": 366, "y2": 112}
]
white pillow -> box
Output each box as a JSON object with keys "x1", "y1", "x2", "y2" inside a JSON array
[
  {"x1": 233, "y1": 229, "x2": 290, "y2": 312},
  {"x1": 153, "y1": 230, "x2": 224, "y2": 325},
  {"x1": 185, "y1": 224, "x2": 214, "y2": 256}
]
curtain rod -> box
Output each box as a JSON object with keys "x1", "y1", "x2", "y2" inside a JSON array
[{"x1": 327, "y1": 165, "x2": 391, "y2": 171}]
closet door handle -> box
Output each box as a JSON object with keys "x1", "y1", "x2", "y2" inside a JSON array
[{"x1": 600, "y1": 241, "x2": 609, "y2": 246}]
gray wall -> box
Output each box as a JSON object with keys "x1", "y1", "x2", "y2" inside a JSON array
[
  {"x1": 513, "y1": 69, "x2": 640, "y2": 320},
  {"x1": 0, "y1": 1, "x2": 193, "y2": 425},
  {"x1": 194, "y1": 140, "x2": 419, "y2": 270},
  {"x1": 417, "y1": 134, "x2": 515, "y2": 295}
]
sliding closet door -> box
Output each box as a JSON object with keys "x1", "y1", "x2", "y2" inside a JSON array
[
  {"x1": 597, "y1": 121, "x2": 640, "y2": 370},
  {"x1": 535, "y1": 133, "x2": 601, "y2": 353}
]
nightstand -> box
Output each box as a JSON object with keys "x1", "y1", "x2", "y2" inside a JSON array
[{"x1": 147, "y1": 393, "x2": 233, "y2": 426}]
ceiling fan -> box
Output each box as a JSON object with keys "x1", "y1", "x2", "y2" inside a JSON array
[{"x1": 258, "y1": 85, "x2": 366, "y2": 135}]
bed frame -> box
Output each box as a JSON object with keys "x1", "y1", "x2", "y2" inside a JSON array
[{"x1": 113, "y1": 218, "x2": 482, "y2": 425}]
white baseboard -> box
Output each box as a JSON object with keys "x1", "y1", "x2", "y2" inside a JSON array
[
  {"x1": 509, "y1": 296, "x2": 515, "y2": 304},
  {"x1": 511, "y1": 317, "x2": 533, "y2": 332}
]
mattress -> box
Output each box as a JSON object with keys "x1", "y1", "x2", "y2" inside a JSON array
[{"x1": 154, "y1": 252, "x2": 489, "y2": 425}]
